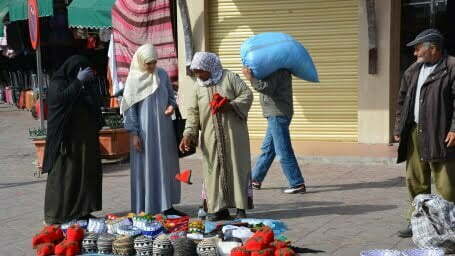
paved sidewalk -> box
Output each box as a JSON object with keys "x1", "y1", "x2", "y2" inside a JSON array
[{"x1": 0, "y1": 104, "x2": 414, "y2": 256}]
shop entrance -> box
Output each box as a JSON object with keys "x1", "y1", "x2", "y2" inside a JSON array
[{"x1": 401, "y1": 0, "x2": 455, "y2": 72}]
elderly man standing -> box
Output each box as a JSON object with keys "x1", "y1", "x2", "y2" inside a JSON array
[{"x1": 395, "y1": 29, "x2": 455, "y2": 238}]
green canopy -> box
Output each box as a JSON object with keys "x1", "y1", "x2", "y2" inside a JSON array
[
  {"x1": 0, "y1": 0, "x2": 8, "y2": 37},
  {"x1": 8, "y1": 0, "x2": 53, "y2": 22},
  {"x1": 68, "y1": 0, "x2": 115, "y2": 29}
]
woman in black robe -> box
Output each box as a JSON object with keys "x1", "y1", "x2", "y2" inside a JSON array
[{"x1": 43, "y1": 55, "x2": 103, "y2": 224}]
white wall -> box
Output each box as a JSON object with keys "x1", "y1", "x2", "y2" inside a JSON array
[{"x1": 177, "y1": 0, "x2": 207, "y2": 118}]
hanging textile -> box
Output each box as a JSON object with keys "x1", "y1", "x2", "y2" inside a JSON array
[
  {"x1": 107, "y1": 34, "x2": 123, "y2": 96},
  {"x1": 111, "y1": 0, "x2": 178, "y2": 84},
  {"x1": 177, "y1": 0, "x2": 193, "y2": 67}
]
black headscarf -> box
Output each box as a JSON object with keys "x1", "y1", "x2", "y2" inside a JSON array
[{"x1": 43, "y1": 55, "x2": 103, "y2": 173}]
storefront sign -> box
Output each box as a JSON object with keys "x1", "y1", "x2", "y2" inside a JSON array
[{"x1": 28, "y1": 0, "x2": 40, "y2": 50}]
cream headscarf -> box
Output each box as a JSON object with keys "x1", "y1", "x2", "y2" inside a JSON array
[{"x1": 120, "y1": 44, "x2": 160, "y2": 114}]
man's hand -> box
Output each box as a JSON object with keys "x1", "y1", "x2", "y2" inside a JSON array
[
  {"x1": 242, "y1": 67, "x2": 253, "y2": 81},
  {"x1": 132, "y1": 135, "x2": 143, "y2": 152},
  {"x1": 179, "y1": 136, "x2": 193, "y2": 152},
  {"x1": 164, "y1": 105, "x2": 175, "y2": 116},
  {"x1": 394, "y1": 135, "x2": 400, "y2": 142},
  {"x1": 446, "y1": 132, "x2": 455, "y2": 147}
]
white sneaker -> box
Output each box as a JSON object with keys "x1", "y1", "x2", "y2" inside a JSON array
[{"x1": 283, "y1": 184, "x2": 306, "y2": 194}]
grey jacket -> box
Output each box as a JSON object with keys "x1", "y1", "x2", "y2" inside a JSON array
[{"x1": 251, "y1": 69, "x2": 293, "y2": 118}]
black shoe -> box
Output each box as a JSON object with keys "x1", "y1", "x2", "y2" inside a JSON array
[
  {"x1": 236, "y1": 209, "x2": 247, "y2": 219},
  {"x1": 252, "y1": 181, "x2": 261, "y2": 190},
  {"x1": 206, "y1": 209, "x2": 231, "y2": 221},
  {"x1": 398, "y1": 224, "x2": 413, "y2": 238},
  {"x1": 163, "y1": 207, "x2": 188, "y2": 216},
  {"x1": 79, "y1": 213, "x2": 97, "y2": 221},
  {"x1": 284, "y1": 184, "x2": 306, "y2": 194}
]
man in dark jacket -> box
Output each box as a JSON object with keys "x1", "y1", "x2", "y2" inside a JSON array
[
  {"x1": 394, "y1": 29, "x2": 455, "y2": 237},
  {"x1": 242, "y1": 68, "x2": 306, "y2": 194}
]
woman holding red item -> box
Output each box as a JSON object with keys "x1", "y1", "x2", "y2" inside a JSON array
[{"x1": 180, "y1": 52, "x2": 253, "y2": 221}]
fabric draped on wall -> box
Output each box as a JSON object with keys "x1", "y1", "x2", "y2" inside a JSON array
[{"x1": 111, "y1": 0, "x2": 178, "y2": 84}]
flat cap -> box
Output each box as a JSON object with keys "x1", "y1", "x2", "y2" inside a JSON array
[{"x1": 406, "y1": 29, "x2": 444, "y2": 47}]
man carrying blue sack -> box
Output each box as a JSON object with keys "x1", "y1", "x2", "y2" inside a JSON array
[{"x1": 242, "y1": 68, "x2": 306, "y2": 194}]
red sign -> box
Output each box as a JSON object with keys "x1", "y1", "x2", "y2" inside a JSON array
[{"x1": 28, "y1": 0, "x2": 40, "y2": 50}]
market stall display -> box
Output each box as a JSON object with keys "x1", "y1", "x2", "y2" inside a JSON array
[{"x1": 30, "y1": 212, "x2": 301, "y2": 256}]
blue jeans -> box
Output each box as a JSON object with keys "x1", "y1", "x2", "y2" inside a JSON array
[{"x1": 252, "y1": 116, "x2": 305, "y2": 187}]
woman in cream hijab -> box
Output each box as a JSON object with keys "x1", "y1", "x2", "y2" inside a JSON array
[{"x1": 122, "y1": 44, "x2": 182, "y2": 215}]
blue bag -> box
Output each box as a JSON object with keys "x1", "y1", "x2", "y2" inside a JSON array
[{"x1": 240, "y1": 32, "x2": 319, "y2": 82}]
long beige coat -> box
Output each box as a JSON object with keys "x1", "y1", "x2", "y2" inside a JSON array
[{"x1": 184, "y1": 70, "x2": 253, "y2": 213}]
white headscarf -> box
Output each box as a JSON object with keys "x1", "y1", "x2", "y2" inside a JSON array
[
  {"x1": 190, "y1": 52, "x2": 223, "y2": 86},
  {"x1": 120, "y1": 44, "x2": 160, "y2": 114}
]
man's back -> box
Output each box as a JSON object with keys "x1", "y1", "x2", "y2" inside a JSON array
[{"x1": 250, "y1": 69, "x2": 294, "y2": 118}]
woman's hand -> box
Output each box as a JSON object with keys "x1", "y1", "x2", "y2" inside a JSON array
[
  {"x1": 132, "y1": 135, "x2": 143, "y2": 152},
  {"x1": 165, "y1": 105, "x2": 175, "y2": 116},
  {"x1": 179, "y1": 136, "x2": 193, "y2": 152},
  {"x1": 219, "y1": 102, "x2": 233, "y2": 113}
]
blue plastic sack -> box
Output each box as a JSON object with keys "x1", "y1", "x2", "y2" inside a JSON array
[{"x1": 240, "y1": 32, "x2": 319, "y2": 82}]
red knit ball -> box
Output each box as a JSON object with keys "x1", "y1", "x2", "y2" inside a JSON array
[
  {"x1": 274, "y1": 247, "x2": 296, "y2": 256},
  {"x1": 55, "y1": 240, "x2": 80, "y2": 256},
  {"x1": 66, "y1": 225, "x2": 84, "y2": 242},
  {"x1": 245, "y1": 236, "x2": 268, "y2": 251},
  {"x1": 32, "y1": 225, "x2": 64, "y2": 248},
  {"x1": 256, "y1": 227, "x2": 274, "y2": 245},
  {"x1": 36, "y1": 243, "x2": 55, "y2": 256},
  {"x1": 271, "y1": 241, "x2": 288, "y2": 250},
  {"x1": 251, "y1": 248, "x2": 274, "y2": 256}
]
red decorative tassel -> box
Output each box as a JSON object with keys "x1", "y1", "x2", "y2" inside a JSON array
[
  {"x1": 209, "y1": 93, "x2": 229, "y2": 115},
  {"x1": 175, "y1": 169, "x2": 192, "y2": 184}
]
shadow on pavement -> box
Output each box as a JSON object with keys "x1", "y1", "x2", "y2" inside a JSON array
[
  {"x1": 258, "y1": 177, "x2": 405, "y2": 194},
  {"x1": 250, "y1": 201, "x2": 397, "y2": 219},
  {"x1": 0, "y1": 180, "x2": 46, "y2": 189}
]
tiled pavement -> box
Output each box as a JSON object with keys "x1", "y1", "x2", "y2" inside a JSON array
[{"x1": 0, "y1": 104, "x2": 415, "y2": 256}]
